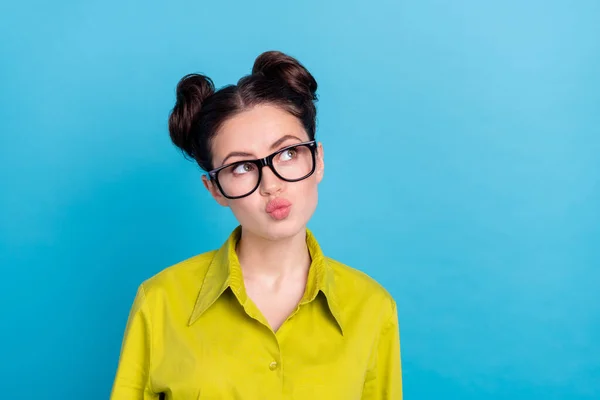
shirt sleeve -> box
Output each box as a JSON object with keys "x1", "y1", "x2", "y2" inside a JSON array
[
  {"x1": 362, "y1": 299, "x2": 403, "y2": 399},
  {"x1": 110, "y1": 285, "x2": 158, "y2": 400}
]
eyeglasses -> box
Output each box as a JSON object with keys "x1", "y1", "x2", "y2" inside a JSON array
[{"x1": 207, "y1": 140, "x2": 317, "y2": 199}]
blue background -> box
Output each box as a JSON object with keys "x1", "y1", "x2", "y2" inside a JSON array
[{"x1": 1, "y1": 0, "x2": 598, "y2": 398}]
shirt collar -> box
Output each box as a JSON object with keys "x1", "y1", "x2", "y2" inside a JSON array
[{"x1": 188, "y1": 226, "x2": 344, "y2": 334}]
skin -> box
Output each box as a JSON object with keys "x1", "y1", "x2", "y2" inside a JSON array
[{"x1": 201, "y1": 104, "x2": 325, "y2": 331}]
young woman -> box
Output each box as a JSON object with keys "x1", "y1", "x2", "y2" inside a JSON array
[{"x1": 110, "y1": 50, "x2": 402, "y2": 399}]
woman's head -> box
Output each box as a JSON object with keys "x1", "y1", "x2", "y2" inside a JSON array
[{"x1": 168, "y1": 51, "x2": 324, "y2": 241}]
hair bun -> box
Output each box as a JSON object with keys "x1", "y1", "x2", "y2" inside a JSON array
[
  {"x1": 168, "y1": 74, "x2": 215, "y2": 159},
  {"x1": 252, "y1": 51, "x2": 317, "y2": 101}
]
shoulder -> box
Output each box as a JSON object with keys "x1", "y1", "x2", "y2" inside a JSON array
[
  {"x1": 326, "y1": 256, "x2": 394, "y2": 302},
  {"x1": 326, "y1": 256, "x2": 397, "y2": 321},
  {"x1": 138, "y1": 250, "x2": 217, "y2": 305}
]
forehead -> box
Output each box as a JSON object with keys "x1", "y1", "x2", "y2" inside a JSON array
[{"x1": 211, "y1": 104, "x2": 309, "y2": 164}]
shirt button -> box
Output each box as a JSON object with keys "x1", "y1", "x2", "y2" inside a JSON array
[{"x1": 269, "y1": 361, "x2": 278, "y2": 371}]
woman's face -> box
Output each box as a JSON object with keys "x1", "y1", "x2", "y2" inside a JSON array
[{"x1": 202, "y1": 104, "x2": 324, "y2": 241}]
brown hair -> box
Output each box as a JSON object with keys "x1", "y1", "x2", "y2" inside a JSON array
[{"x1": 168, "y1": 51, "x2": 318, "y2": 171}]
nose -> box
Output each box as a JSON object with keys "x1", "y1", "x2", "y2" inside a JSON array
[{"x1": 259, "y1": 166, "x2": 284, "y2": 196}]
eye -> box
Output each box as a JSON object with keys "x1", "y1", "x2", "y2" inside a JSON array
[
  {"x1": 232, "y1": 162, "x2": 255, "y2": 175},
  {"x1": 279, "y1": 148, "x2": 297, "y2": 162}
]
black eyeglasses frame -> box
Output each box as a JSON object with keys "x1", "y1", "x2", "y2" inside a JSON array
[{"x1": 207, "y1": 140, "x2": 317, "y2": 199}]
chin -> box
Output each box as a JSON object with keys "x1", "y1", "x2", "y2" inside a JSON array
[
  {"x1": 259, "y1": 215, "x2": 307, "y2": 241},
  {"x1": 236, "y1": 211, "x2": 308, "y2": 242}
]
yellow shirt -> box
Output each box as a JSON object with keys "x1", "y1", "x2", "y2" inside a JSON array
[{"x1": 110, "y1": 227, "x2": 402, "y2": 399}]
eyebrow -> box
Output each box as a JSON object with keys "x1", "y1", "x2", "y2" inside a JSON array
[{"x1": 219, "y1": 134, "x2": 304, "y2": 167}]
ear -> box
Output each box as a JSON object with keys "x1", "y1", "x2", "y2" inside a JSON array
[
  {"x1": 315, "y1": 142, "x2": 325, "y2": 183},
  {"x1": 202, "y1": 175, "x2": 229, "y2": 207}
]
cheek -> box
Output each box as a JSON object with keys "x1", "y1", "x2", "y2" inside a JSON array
[
  {"x1": 292, "y1": 177, "x2": 319, "y2": 209},
  {"x1": 227, "y1": 195, "x2": 263, "y2": 222}
]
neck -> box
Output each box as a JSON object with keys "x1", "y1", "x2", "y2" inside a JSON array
[{"x1": 236, "y1": 226, "x2": 311, "y2": 283}]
